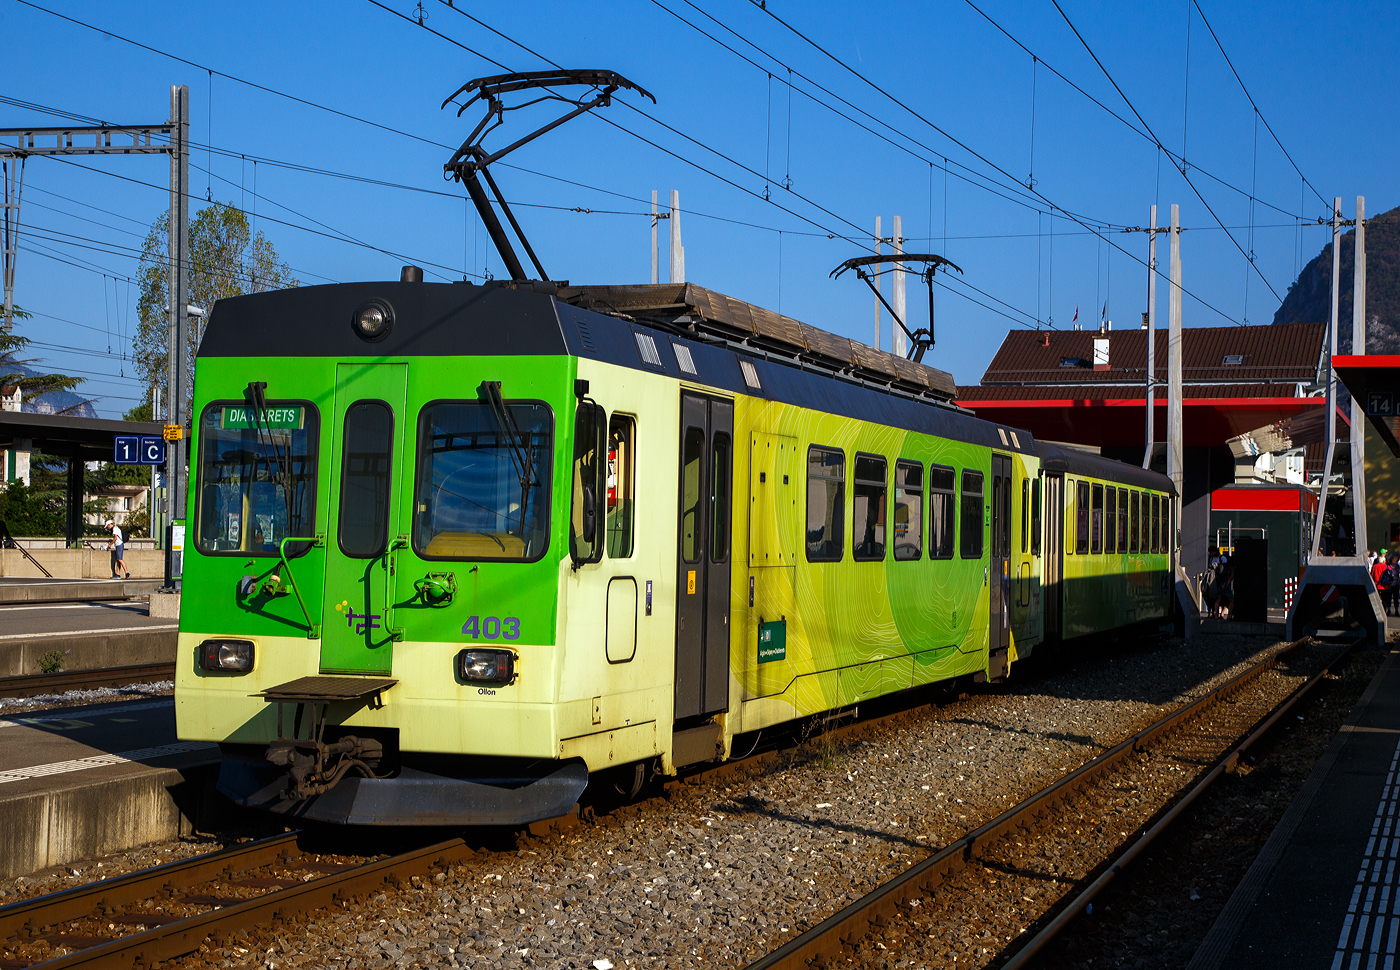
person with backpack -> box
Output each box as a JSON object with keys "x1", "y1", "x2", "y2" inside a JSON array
[{"x1": 1204, "y1": 546, "x2": 1224, "y2": 618}]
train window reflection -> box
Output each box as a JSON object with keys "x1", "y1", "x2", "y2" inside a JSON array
[
  {"x1": 337, "y1": 401, "x2": 394, "y2": 559},
  {"x1": 1090, "y1": 483, "x2": 1104, "y2": 554},
  {"x1": 929, "y1": 464, "x2": 955, "y2": 559},
  {"x1": 852, "y1": 454, "x2": 887, "y2": 562},
  {"x1": 960, "y1": 469, "x2": 983, "y2": 560},
  {"x1": 1075, "y1": 480, "x2": 1090, "y2": 555},
  {"x1": 196, "y1": 401, "x2": 317, "y2": 557},
  {"x1": 806, "y1": 446, "x2": 845, "y2": 562},
  {"x1": 606, "y1": 416, "x2": 636, "y2": 559},
  {"x1": 413, "y1": 401, "x2": 552, "y2": 562},
  {"x1": 894, "y1": 460, "x2": 922, "y2": 561}
]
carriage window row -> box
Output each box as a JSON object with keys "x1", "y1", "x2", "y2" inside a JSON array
[
  {"x1": 806, "y1": 446, "x2": 988, "y2": 564},
  {"x1": 1070, "y1": 479, "x2": 1168, "y2": 556}
]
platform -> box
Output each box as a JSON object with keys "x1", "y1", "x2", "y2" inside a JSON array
[
  {"x1": 0, "y1": 577, "x2": 162, "y2": 605},
  {"x1": 0, "y1": 696, "x2": 219, "y2": 880},
  {"x1": 1190, "y1": 643, "x2": 1400, "y2": 969},
  {"x1": 0, "y1": 600, "x2": 177, "y2": 676}
]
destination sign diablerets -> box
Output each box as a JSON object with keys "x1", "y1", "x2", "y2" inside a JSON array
[{"x1": 221, "y1": 406, "x2": 303, "y2": 430}]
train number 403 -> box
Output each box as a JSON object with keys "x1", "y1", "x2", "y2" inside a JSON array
[{"x1": 461, "y1": 616, "x2": 521, "y2": 641}]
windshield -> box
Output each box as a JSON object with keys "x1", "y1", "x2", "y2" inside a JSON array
[
  {"x1": 414, "y1": 401, "x2": 552, "y2": 561},
  {"x1": 196, "y1": 401, "x2": 318, "y2": 555}
]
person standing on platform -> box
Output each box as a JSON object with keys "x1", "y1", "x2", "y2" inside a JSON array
[
  {"x1": 106, "y1": 519, "x2": 129, "y2": 579},
  {"x1": 1372, "y1": 554, "x2": 1388, "y2": 602},
  {"x1": 1383, "y1": 555, "x2": 1400, "y2": 617}
]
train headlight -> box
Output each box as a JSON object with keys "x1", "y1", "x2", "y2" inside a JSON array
[
  {"x1": 457, "y1": 648, "x2": 515, "y2": 686},
  {"x1": 198, "y1": 638, "x2": 255, "y2": 673},
  {"x1": 351, "y1": 299, "x2": 394, "y2": 341}
]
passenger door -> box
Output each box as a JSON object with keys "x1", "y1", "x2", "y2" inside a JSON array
[
  {"x1": 988, "y1": 453, "x2": 1012, "y2": 680},
  {"x1": 1044, "y1": 473, "x2": 1063, "y2": 639},
  {"x1": 674, "y1": 393, "x2": 734, "y2": 721},
  {"x1": 319, "y1": 363, "x2": 409, "y2": 675}
]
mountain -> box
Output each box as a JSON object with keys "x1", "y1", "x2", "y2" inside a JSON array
[
  {"x1": 9, "y1": 363, "x2": 97, "y2": 418},
  {"x1": 1272, "y1": 203, "x2": 1400, "y2": 354}
]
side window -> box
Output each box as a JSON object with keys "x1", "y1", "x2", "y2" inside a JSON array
[
  {"x1": 1150, "y1": 494, "x2": 1160, "y2": 553},
  {"x1": 929, "y1": 464, "x2": 955, "y2": 559},
  {"x1": 1020, "y1": 478, "x2": 1029, "y2": 554},
  {"x1": 893, "y1": 460, "x2": 923, "y2": 561},
  {"x1": 1117, "y1": 489, "x2": 1129, "y2": 553},
  {"x1": 710, "y1": 432, "x2": 732, "y2": 564},
  {"x1": 1030, "y1": 476, "x2": 1042, "y2": 557},
  {"x1": 960, "y1": 469, "x2": 984, "y2": 560},
  {"x1": 1104, "y1": 486, "x2": 1117, "y2": 555},
  {"x1": 338, "y1": 400, "x2": 394, "y2": 559},
  {"x1": 853, "y1": 454, "x2": 887, "y2": 562},
  {"x1": 570, "y1": 400, "x2": 607, "y2": 566},
  {"x1": 1075, "y1": 480, "x2": 1090, "y2": 555},
  {"x1": 1090, "y1": 483, "x2": 1104, "y2": 554},
  {"x1": 606, "y1": 415, "x2": 636, "y2": 558},
  {"x1": 681, "y1": 426, "x2": 705, "y2": 563},
  {"x1": 806, "y1": 446, "x2": 845, "y2": 562},
  {"x1": 1129, "y1": 491, "x2": 1140, "y2": 553}
]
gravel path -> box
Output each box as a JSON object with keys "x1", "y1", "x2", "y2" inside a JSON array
[{"x1": 128, "y1": 631, "x2": 1290, "y2": 970}]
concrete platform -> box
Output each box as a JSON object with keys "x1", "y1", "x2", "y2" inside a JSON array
[
  {"x1": 0, "y1": 578, "x2": 162, "y2": 605},
  {"x1": 1190, "y1": 644, "x2": 1400, "y2": 969},
  {"x1": 0, "y1": 601, "x2": 177, "y2": 676},
  {"x1": 0, "y1": 697, "x2": 219, "y2": 879}
]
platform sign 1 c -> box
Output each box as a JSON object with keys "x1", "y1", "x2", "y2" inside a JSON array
[
  {"x1": 114, "y1": 435, "x2": 166, "y2": 465},
  {"x1": 1367, "y1": 391, "x2": 1394, "y2": 417}
]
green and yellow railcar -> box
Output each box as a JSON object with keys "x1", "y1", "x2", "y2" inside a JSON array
[{"x1": 175, "y1": 276, "x2": 1172, "y2": 826}]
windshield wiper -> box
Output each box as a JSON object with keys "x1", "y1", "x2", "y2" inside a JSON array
[
  {"x1": 480, "y1": 380, "x2": 535, "y2": 534},
  {"x1": 246, "y1": 381, "x2": 295, "y2": 540}
]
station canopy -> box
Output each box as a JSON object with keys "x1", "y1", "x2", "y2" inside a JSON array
[
  {"x1": 0, "y1": 410, "x2": 164, "y2": 461},
  {"x1": 1332, "y1": 354, "x2": 1400, "y2": 457}
]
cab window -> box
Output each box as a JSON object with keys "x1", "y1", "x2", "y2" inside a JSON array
[
  {"x1": 606, "y1": 415, "x2": 636, "y2": 558},
  {"x1": 413, "y1": 400, "x2": 552, "y2": 562}
]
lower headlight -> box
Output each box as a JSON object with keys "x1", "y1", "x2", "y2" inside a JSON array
[
  {"x1": 199, "y1": 638, "x2": 255, "y2": 672},
  {"x1": 457, "y1": 648, "x2": 515, "y2": 685}
]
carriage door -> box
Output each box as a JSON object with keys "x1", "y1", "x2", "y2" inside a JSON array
[
  {"x1": 1043, "y1": 473, "x2": 1064, "y2": 640},
  {"x1": 674, "y1": 393, "x2": 734, "y2": 722},
  {"x1": 988, "y1": 454, "x2": 1013, "y2": 680},
  {"x1": 319, "y1": 363, "x2": 409, "y2": 676}
]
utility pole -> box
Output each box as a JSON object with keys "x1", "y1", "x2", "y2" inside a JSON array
[
  {"x1": 1, "y1": 156, "x2": 23, "y2": 334},
  {"x1": 164, "y1": 84, "x2": 190, "y2": 586},
  {"x1": 668, "y1": 190, "x2": 684, "y2": 284},
  {"x1": 650, "y1": 191, "x2": 658, "y2": 285},
  {"x1": 1143, "y1": 204, "x2": 1158, "y2": 470},
  {"x1": 873, "y1": 216, "x2": 883, "y2": 351},
  {"x1": 1351, "y1": 195, "x2": 1367, "y2": 555},
  {"x1": 892, "y1": 216, "x2": 907, "y2": 358},
  {"x1": 0, "y1": 87, "x2": 187, "y2": 556},
  {"x1": 1167, "y1": 204, "x2": 1183, "y2": 553},
  {"x1": 1310, "y1": 198, "x2": 1342, "y2": 565}
]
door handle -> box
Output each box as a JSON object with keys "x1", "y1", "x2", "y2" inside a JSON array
[{"x1": 382, "y1": 535, "x2": 408, "y2": 642}]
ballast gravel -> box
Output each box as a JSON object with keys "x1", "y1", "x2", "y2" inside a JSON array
[
  {"x1": 148, "y1": 630, "x2": 1302, "y2": 970},
  {"x1": 0, "y1": 679, "x2": 174, "y2": 714}
]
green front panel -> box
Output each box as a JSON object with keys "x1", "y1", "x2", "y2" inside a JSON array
[{"x1": 320, "y1": 363, "x2": 409, "y2": 675}]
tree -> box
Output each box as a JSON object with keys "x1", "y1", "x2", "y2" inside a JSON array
[
  {"x1": 133, "y1": 203, "x2": 299, "y2": 415},
  {"x1": 0, "y1": 305, "x2": 86, "y2": 406}
]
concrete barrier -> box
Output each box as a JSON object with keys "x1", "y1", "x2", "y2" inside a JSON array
[
  {"x1": 0, "y1": 548, "x2": 165, "y2": 579},
  {"x1": 0, "y1": 629, "x2": 177, "y2": 677},
  {"x1": 0, "y1": 763, "x2": 223, "y2": 880},
  {"x1": 0, "y1": 580, "x2": 162, "y2": 605}
]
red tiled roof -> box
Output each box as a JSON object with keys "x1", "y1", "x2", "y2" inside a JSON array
[
  {"x1": 978, "y1": 322, "x2": 1326, "y2": 386},
  {"x1": 956, "y1": 383, "x2": 1308, "y2": 401}
]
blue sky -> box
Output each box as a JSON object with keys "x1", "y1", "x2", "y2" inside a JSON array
[{"x1": 5, "y1": 0, "x2": 1397, "y2": 418}]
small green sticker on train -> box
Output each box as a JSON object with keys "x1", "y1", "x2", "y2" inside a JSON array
[
  {"x1": 758, "y1": 620, "x2": 786, "y2": 663},
  {"x1": 221, "y1": 406, "x2": 303, "y2": 430}
]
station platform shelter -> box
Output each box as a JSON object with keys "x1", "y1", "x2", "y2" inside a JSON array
[{"x1": 957, "y1": 322, "x2": 1330, "y2": 579}]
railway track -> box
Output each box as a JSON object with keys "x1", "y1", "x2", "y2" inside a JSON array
[
  {"x1": 0, "y1": 664, "x2": 176, "y2": 701},
  {"x1": 0, "y1": 831, "x2": 474, "y2": 969},
  {"x1": 0, "y1": 635, "x2": 1355, "y2": 969},
  {"x1": 742, "y1": 634, "x2": 1365, "y2": 970}
]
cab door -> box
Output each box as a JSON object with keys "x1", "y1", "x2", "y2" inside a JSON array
[
  {"x1": 319, "y1": 363, "x2": 409, "y2": 675},
  {"x1": 988, "y1": 453, "x2": 1013, "y2": 680},
  {"x1": 674, "y1": 393, "x2": 733, "y2": 722}
]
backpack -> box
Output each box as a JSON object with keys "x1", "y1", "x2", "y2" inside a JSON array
[{"x1": 1383, "y1": 565, "x2": 1399, "y2": 589}]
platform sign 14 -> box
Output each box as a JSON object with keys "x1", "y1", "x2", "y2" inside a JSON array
[
  {"x1": 1367, "y1": 391, "x2": 1394, "y2": 417},
  {"x1": 114, "y1": 435, "x2": 166, "y2": 465}
]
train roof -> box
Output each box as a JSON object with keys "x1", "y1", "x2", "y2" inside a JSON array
[
  {"x1": 202, "y1": 280, "x2": 1172, "y2": 466},
  {"x1": 1038, "y1": 442, "x2": 1176, "y2": 495},
  {"x1": 559, "y1": 282, "x2": 958, "y2": 401}
]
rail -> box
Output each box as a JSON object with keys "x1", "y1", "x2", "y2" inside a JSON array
[
  {"x1": 0, "y1": 663, "x2": 175, "y2": 700},
  {"x1": 743, "y1": 635, "x2": 1363, "y2": 970}
]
